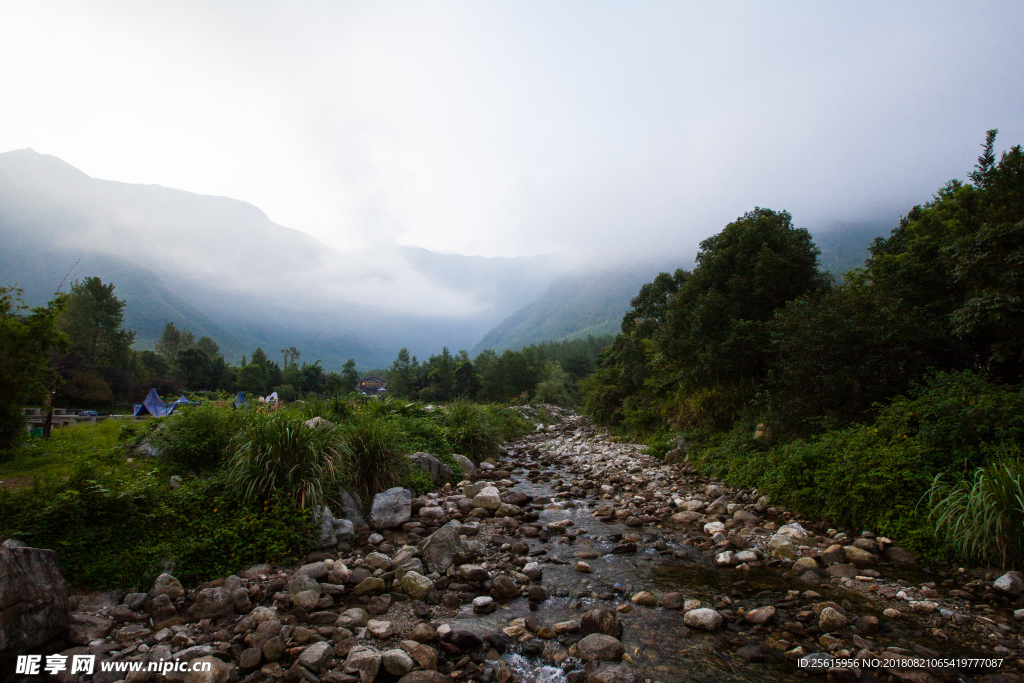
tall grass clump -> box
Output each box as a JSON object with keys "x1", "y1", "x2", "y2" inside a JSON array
[
  {"x1": 150, "y1": 403, "x2": 240, "y2": 471},
  {"x1": 228, "y1": 412, "x2": 349, "y2": 510},
  {"x1": 444, "y1": 398, "x2": 502, "y2": 464},
  {"x1": 927, "y1": 443, "x2": 1024, "y2": 568},
  {"x1": 341, "y1": 412, "x2": 406, "y2": 499}
]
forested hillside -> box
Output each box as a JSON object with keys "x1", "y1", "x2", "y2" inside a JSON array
[{"x1": 583, "y1": 131, "x2": 1024, "y2": 564}]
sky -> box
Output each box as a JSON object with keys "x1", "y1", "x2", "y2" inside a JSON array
[{"x1": 2, "y1": 1, "x2": 1022, "y2": 261}]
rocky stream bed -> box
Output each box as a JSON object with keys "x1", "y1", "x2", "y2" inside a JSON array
[{"x1": 4, "y1": 409, "x2": 1024, "y2": 683}]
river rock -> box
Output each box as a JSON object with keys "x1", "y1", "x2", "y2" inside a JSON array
[
  {"x1": 577, "y1": 633, "x2": 624, "y2": 661},
  {"x1": 994, "y1": 571, "x2": 1024, "y2": 596},
  {"x1": 297, "y1": 641, "x2": 334, "y2": 672},
  {"x1": 183, "y1": 655, "x2": 231, "y2": 683},
  {"x1": 472, "y1": 486, "x2": 502, "y2": 510},
  {"x1": 408, "y1": 452, "x2": 452, "y2": 483},
  {"x1": 820, "y1": 545, "x2": 846, "y2": 565},
  {"x1": 453, "y1": 454, "x2": 475, "y2": 478},
  {"x1": 842, "y1": 545, "x2": 875, "y2": 566},
  {"x1": 683, "y1": 608, "x2": 723, "y2": 631},
  {"x1": 341, "y1": 491, "x2": 370, "y2": 532},
  {"x1": 421, "y1": 525, "x2": 461, "y2": 573},
  {"x1": 150, "y1": 572, "x2": 185, "y2": 600},
  {"x1": 354, "y1": 577, "x2": 387, "y2": 596},
  {"x1": 767, "y1": 534, "x2": 797, "y2": 560},
  {"x1": 0, "y1": 546, "x2": 70, "y2": 654},
  {"x1": 68, "y1": 613, "x2": 113, "y2": 644},
  {"x1": 383, "y1": 648, "x2": 415, "y2": 676},
  {"x1": 345, "y1": 645, "x2": 382, "y2": 683},
  {"x1": 818, "y1": 606, "x2": 849, "y2": 632},
  {"x1": 192, "y1": 587, "x2": 235, "y2": 619},
  {"x1": 883, "y1": 545, "x2": 917, "y2": 565},
  {"x1": 491, "y1": 575, "x2": 521, "y2": 599},
  {"x1": 744, "y1": 606, "x2": 776, "y2": 624},
  {"x1": 400, "y1": 572, "x2": 434, "y2": 600},
  {"x1": 581, "y1": 609, "x2": 623, "y2": 637},
  {"x1": 369, "y1": 488, "x2": 412, "y2": 529},
  {"x1": 398, "y1": 672, "x2": 447, "y2": 683},
  {"x1": 295, "y1": 561, "x2": 330, "y2": 580},
  {"x1": 826, "y1": 563, "x2": 858, "y2": 578}
]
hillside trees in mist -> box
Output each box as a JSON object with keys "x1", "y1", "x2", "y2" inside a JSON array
[{"x1": 587, "y1": 132, "x2": 1024, "y2": 437}]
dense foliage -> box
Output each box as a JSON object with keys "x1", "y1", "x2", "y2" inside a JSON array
[
  {"x1": 0, "y1": 287, "x2": 65, "y2": 448},
  {"x1": 585, "y1": 132, "x2": 1024, "y2": 564}
]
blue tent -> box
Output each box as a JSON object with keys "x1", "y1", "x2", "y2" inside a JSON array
[
  {"x1": 175, "y1": 395, "x2": 202, "y2": 405},
  {"x1": 132, "y1": 389, "x2": 177, "y2": 417},
  {"x1": 233, "y1": 392, "x2": 246, "y2": 408}
]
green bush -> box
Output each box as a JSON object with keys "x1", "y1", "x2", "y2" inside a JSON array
[
  {"x1": 340, "y1": 412, "x2": 407, "y2": 500},
  {"x1": 443, "y1": 399, "x2": 502, "y2": 464},
  {"x1": 928, "y1": 444, "x2": 1024, "y2": 568},
  {"x1": 694, "y1": 371, "x2": 1024, "y2": 559},
  {"x1": 150, "y1": 403, "x2": 240, "y2": 471},
  {"x1": 402, "y1": 467, "x2": 434, "y2": 496},
  {"x1": 228, "y1": 412, "x2": 349, "y2": 510},
  {"x1": 0, "y1": 467, "x2": 312, "y2": 589}
]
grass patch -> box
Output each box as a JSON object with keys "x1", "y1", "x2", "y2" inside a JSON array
[{"x1": 0, "y1": 420, "x2": 125, "y2": 482}]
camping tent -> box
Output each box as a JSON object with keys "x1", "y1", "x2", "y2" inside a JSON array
[
  {"x1": 174, "y1": 395, "x2": 201, "y2": 406},
  {"x1": 132, "y1": 389, "x2": 177, "y2": 417}
]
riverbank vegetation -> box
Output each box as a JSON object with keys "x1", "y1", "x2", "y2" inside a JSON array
[
  {"x1": 0, "y1": 396, "x2": 534, "y2": 588},
  {"x1": 583, "y1": 131, "x2": 1024, "y2": 567}
]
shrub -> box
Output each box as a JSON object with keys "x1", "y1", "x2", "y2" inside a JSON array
[
  {"x1": 694, "y1": 371, "x2": 1024, "y2": 559},
  {"x1": 228, "y1": 412, "x2": 349, "y2": 510},
  {"x1": 0, "y1": 466, "x2": 312, "y2": 589},
  {"x1": 340, "y1": 412, "x2": 407, "y2": 500},
  {"x1": 150, "y1": 403, "x2": 240, "y2": 471},
  {"x1": 927, "y1": 444, "x2": 1024, "y2": 568},
  {"x1": 444, "y1": 399, "x2": 501, "y2": 464}
]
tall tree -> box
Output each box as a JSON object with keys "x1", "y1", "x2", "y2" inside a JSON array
[
  {"x1": 57, "y1": 277, "x2": 135, "y2": 369},
  {"x1": 155, "y1": 323, "x2": 195, "y2": 365},
  {"x1": 0, "y1": 287, "x2": 66, "y2": 448},
  {"x1": 341, "y1": 359, "x2": 359, "y2": 393}
]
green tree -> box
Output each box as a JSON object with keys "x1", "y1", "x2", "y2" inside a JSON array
[
  {"x1": 57, "y1": 277, "x2": 135, "y2": 369},
  {"x1": 0, "y1": 287, "x2": 66, "y2": 448},
  {"x1": 155, "y1": 323, "x2": 195, "y2": 365},
  {"x1": 341, "y1": 359, "x2": 359, "y2": 394},
  {"x1": 388, "y1": 348, "x2": 417, "y2": 399},
  {"x1": 196, "y1": 336, "x2": 220, "y2": 357},
  {"x1": 177, "y1": 347, "x2": 211, "y2": 389}
]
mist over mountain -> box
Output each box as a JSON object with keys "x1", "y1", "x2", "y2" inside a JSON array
[{"x1": 0, "y1": 149, "x2": 568, "y2": 368}]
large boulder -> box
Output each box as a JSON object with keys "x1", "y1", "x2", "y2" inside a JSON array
[
  {"x1": 577, "y1": 634, "x2": 624, "y2": 661},
  {"x1": 421, "y1": 525, "x2": 461, "y2": 574},
  {"x1": 0, "y1": 546, "x2": 70, "y2": 653},
  {"x1": 369, "y1": 488, "x2": 412, "y2": 530},
  {"x1": 407, "y1": 452, "x2": 453, "y2": 483},
  {"x1": 340, "y1": 491, "x2": 370, "y2": 533},
  {"x1": 315, "y1": 506, "x2": 356, "y2": 548},
  {"x1": 191, "y1": 587, "x2": 235, "y2": 620},
  {"x1": 472, "y1": 486, "x2": 502, "y2": 510},
  {"x1": 345, "y1": 646, "x2": 382, "y2": 683},
  {"x1": 452, "y1": 454, "x2": 475, "y2": 478},
  {"x1": 995, "y1": 571, "x2": 1024, "y2": 596},
  {"x1": 399, "y1": 572, "x2": 434, "y2": 600},
  {"x1": 150, "y1": 572, "x2": 185, "y2": 600},
  {"x1": 580, "y1": 609, "x2": 623, "y2": 638}
]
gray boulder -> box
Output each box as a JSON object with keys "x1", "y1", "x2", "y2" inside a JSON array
[
  {"x1": 421, "y1": 525, "x2": 461, "y2": 574},
  {"x1": 150, "y1": 572, "x2": 185, "y2": 600},
  {"x1": 68, "y1": 613, "x2": 113, "y2": 645},
  {"x1": 345, "y1": 645, "x2": 382, "y2": 683},
  {"x1": 340, "y1": 491, "x2": 370, "y2": 533},
  {"x1": 297, "y1": 641, "x2": 334, "y2": 672},
  {"x1": 407, "y1": 452, "x2": 452, "y2": 483},
  {"x1": 191, "y1": 587, "x2": 235, "y2": 620},
  {"x1": 995, "y1": 571, "x2": 1024, "y2": 596},
  {"x1": 0, "y1": 546, "x2": 70, "y2": 653},
  {"x1": 316, "y1": 506, "x2": 357, "y2": 548},
  {"x1": 577, "y1": 634, "x2": 624, "y2": 661},
  {"x1": 369, "y1": 487, "x2": 412, "y2": 529},
  {"x1": 453, "y1": 454, "x2": 475, "y2": 478},
  {"x1": 683, "y1": 608, "x2": 723, "y2": 631}
]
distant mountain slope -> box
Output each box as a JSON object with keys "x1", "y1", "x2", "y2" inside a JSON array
[
  {"x1": 0, "y1": 149, "x2": 569, "y2": 368},
  {"x1": 472, "y1": 224, "x2": 892, "y2": 354},
  {"x1": 814, "y1": 222, "x2": 892, "y2": 275},
  {"x1": 471, "y1": 261, "x2": 677, "y2": 354},
  {"x1": 0, "y1": 249, "x2": 250, "y2": 355}
]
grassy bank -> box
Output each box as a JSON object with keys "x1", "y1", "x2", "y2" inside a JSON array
[{"x1": 0, "y1": 396, "x2": 532, "y2": 589}]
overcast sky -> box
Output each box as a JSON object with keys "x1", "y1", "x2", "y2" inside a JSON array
[{"x1": 2, "y1": 1, "x2": 1022, "y2": 261}]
